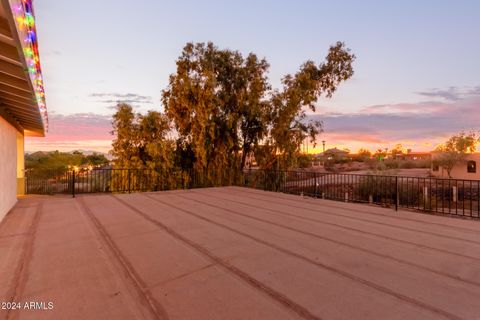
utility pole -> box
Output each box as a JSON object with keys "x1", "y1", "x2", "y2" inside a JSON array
[{"x1": 321, "y1": 140, "x2": 326, "y2": 166}]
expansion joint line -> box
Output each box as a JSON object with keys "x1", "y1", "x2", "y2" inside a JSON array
[
  {"x1": 140, "y1": 193, "x2": 462, "y2": 320},
  {"x1": 228, "y1": 189, "x2": 480, "y2": 245},
  {"x1": 6, "y1": 202, "x2": 43, "y2": 320},
  {"x1": 186, "y1": 190, "x2": 480, "y2": 288},
  {"x1": 210, "y1": 189, "x2": 480, "y2": 261},
  {"x1": 112, "y1": 194, "x2": 323, "y2": 320},
  {"x1": 76, "y1": 197, "x2": 169, "y2": 320}
]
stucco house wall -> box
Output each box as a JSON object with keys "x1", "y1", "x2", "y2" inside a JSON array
[
  {"x1": 0, "y1": 116, "x2": 18, "y2": 221},
  {"x1": 431, "y1": 153, "x2": 480, "y2": 180}
]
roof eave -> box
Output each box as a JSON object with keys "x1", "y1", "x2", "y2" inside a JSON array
[{"x1": 0, "y1": 0, "x2": 45, "y2": 136}]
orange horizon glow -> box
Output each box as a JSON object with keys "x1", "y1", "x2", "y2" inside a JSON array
[
  {"x1": 22, "y1": 113, "x2": 460, "y2": 155},
  {"x1": 25, "y1": 139, "x2": 442, "y2": 155}
]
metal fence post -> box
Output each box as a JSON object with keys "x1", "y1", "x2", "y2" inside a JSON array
[
  {"x1": 264, "y1": 170, "x2": 267, "y2": 191},
  {"x1": 423, "y1": 186, "x2": 429, "y2": 211},
  {"x1": 72, "y1": 170, "x2": 75, "y2": 198},
  {"x1": 128, "y1": 169, "x2": 131, "y2": 194},
  {"x1": 395, "y1": 176, "x2": 398, "y2": 211}
]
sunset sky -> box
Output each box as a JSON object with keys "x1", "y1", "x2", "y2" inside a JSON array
[{"x1": 26, "y1": 0, "x2": 480, "y2": 154}]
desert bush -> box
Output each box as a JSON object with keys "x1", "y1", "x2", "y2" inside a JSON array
[
  {"x1": 401, "y1": 161, "x2": 415, "y2": 169},
  {"x1": 384, "y1": 159, "x2": 400, "y2": 169}
]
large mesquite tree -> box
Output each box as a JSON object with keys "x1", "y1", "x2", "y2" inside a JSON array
[
  {"x1": 162, "y1": 42, "x2": 271, "y2": 178},
  {"x1": 113, "y1": 41, "x2": 355, "y2": 176}
]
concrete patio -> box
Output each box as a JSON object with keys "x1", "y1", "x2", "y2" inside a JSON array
[{"x1": 1, "y1": 186, "x2": 480, "y2": 320}]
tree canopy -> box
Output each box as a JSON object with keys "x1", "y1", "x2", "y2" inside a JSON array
[
  {"x1": 112, "y1": 41, "x2": 355, "y2": 179},
  {"x1": 111, "y1": 103, "x2": 174, "y2": 171}
]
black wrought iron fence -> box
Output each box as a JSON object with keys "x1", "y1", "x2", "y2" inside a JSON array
[
  {"x1": 25, "y1": 168, "x2": 244, "y2": 196},
  {"x1": 25, "y1": 168, "x2": 480, "y2": 219},
  {"x1": 25, "y1": 169, "x2": 73, "y2": 195}
]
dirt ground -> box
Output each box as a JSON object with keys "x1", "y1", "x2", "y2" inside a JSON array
[{"x1": 347, "y1": 168, "x2": 431, "y2": 177}]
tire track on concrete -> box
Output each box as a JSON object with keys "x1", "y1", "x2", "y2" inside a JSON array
[
  {"x1": 111, "y1": 195, "x2": 322, "y2": 320},
  {"x1": 5, "y1": 202, "x2": 42, "y2": 320},
  {"x1": 217, "y1": 188, "x2": 480, "y2": 245},
  {"x1": 140, "y1": 193, "x2": 461, "y2": 320},
  {"x1": 197, "y1": 189, "x2": 480, "y2": 261},
  {"x1": 233, "y1": 187, "x2": 480, "y2": 233},
  {"x1": 184, "y1": 190, "x2": 480, "y2": 288},
  {"x1": 77, "y1": 197, "x2": 169, "y2": 320},
  {"x1": 0, "y1": 233, "x2": 31, "y2": 240}
]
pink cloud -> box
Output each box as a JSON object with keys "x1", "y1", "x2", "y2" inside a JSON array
[
  {"x1": 26, "y1": 113, "x2": 113, "y2": 153},
  {"x1": 359, "y1": 101, "x2": 450, "y2": 114},
  {"x1": 313, "y1": 95, "x2": 480, "y2": 152},
  {"x1": 322, "y1": 132, "x2": 385, "y2": 144}
]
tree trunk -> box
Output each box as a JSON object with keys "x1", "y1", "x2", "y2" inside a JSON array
[{"x1": 240, "y1": 143, "x2": 248, "y2": 171}]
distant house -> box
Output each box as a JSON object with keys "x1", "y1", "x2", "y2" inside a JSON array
[
  {"x1": 431, "y1": 152, "x2": 480, "y2": 180},
  {"x1": 397, "y1": 150, "x2": 431, "y2": 161},
  {"x1": 319, "y1": 148, "x2": 349, "y2": 161},
  {"x1": 310, "y1": 148, "x2": 349, "y2": 167}
]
